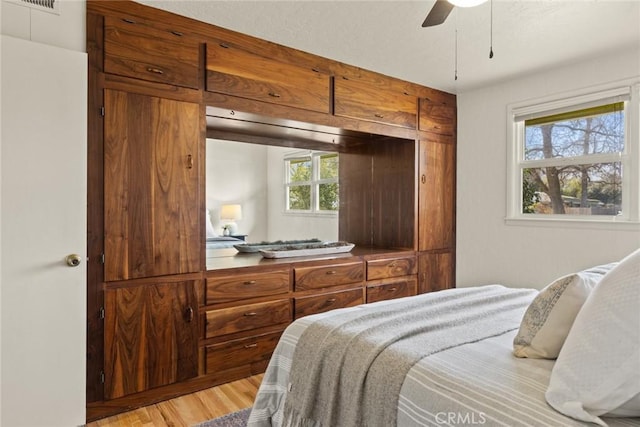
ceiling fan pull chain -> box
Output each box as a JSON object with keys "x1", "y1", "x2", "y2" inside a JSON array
[
  {"x1": 489, "y1": 0, "x2": 494, "y2": 59},
  {"x1": 454, "y1": 9, "x2": 458, "y2": 81},
  {"x1": 455, "y1": 26, "x2": 458, "y2": 80}
]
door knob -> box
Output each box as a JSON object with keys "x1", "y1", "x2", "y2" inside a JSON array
[{"x1": 66, "y1": 254, "x2": 82, "y2": 267}]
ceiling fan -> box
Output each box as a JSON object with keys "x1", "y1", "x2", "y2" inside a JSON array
[{"x1": 422, "y1": 0, "x2": 488, "y2": 27}]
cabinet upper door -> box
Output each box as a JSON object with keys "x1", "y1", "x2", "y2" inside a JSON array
[
  {"x1": 334, "y1": 77, "x2": 417, "y2": 128},
  {"x1": 104, "y1": 89, "x2": 201, "y2": 281},
  {"x1": 104, "y1": 280, "x2": 199, "y2": 399},
  {"x1": 418, "y1": 135, "x2": 455, "y2": 251},
  {"x1": 206, "y1": 42, "x2": 330, "y2": 113},
  {"x1": 104, "y1": 15, "x2": 200, "y2": 89},
  {"x1": 419, "y1": 97, "x2": 456, "y2": 136}
]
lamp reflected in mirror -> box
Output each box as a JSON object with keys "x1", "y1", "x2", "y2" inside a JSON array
[{"x1": 220, "y1": 204, "x2": 242, "y2": 235}]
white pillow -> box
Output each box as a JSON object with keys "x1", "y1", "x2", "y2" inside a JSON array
[
  {"x1": 545, "y1": 248, "x2": 640, "y2": 426},
  {"x1": 205, "y1": 209, "x2": 218, "y2": 238},
  {"x1": 513, "y1": 264, "x2": 616, "y2": 359}
]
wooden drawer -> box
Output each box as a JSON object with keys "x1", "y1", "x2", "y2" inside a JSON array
[
  {"x1": 419, "y1": 97, "x2": 456, "y2": 136},
  {"x1": 294, "y1": 288, "x2": 363, "y2": 319},
  {"x1": 104, "y1": 15, "x2": 200, "y2": 89},
  {"x1": 367, "y1": 256, "x2": 417, "y2": 281},
  {"x1": 206, "y1": 42, "x2": 330, "y2": 113},
  {"x1": 205, "y1": 331, "x2": 282, "y2": 374},
  {"x1": 334, "y1": 77, "x2": 417, "y2": 128},
  {"x1": 294, "y1": 261, "x2": 364, "y2": 291},
  {"x1": 205, "y1": 299, "x2": 291, "y2": 339},
  {"x1": 366, "y1": 278, "x2": 417, "y2": 304},
  {"x1": 206, "y1": 269, "x2": 290, "y2": 304}
]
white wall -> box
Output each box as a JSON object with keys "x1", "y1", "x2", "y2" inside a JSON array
[
  {"x1": 456, "y1": 47, "x2": 640, "y2": 290},
  {"x1": 206, "y1": 139, "x2": 270, "y2": 241},
  {"x1": 0, "y1": 0, "x2": 85, "y2": 52}
]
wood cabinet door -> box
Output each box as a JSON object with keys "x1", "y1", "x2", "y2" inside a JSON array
[
  {"x1": 418, "y1": 252, "x2": 454, "y2": 294},
  {"x1": 334, "y1": 77, "x2": 417, "y2": 128},
  {"x1": 418, "y1": 135, "x2": 455, "y2": 251},
  {"x1": 104, "y1": 15, "x2": 200, "y2": 89},
  {"x1": 103, "y1": 280, "x2": 199, "y2": 399},
  {"x1": 418, "y1": 96, "x2": 456, "y2": 135},
  {"x1": 104, "y1": 89, "x2": 201, "y2": 281},
  {"x1": 206, "y1": 42, "x2": 330, "y2": 113}
]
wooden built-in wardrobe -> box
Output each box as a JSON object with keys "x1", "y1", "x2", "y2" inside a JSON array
[{"x1": 85, "y1": 0, "x2": 456, "y2": 421}]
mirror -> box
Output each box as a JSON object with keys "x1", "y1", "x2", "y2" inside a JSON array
[{"x1": 206, "y1": 138, "x2": 339, "y2": 247}]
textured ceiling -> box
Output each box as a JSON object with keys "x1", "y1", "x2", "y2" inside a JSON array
[{"x1": 141, "y1": 0, "x2": 640, "y2": 94}]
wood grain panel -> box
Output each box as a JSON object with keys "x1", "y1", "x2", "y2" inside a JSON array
[
  {"x1": 205, "y1": 332, "x2": 282, "y2": 374},
  {"x1": 334, "y1": 77, "x2": 417, "y2": 128},
  {"x1": 104, "y1": 15, "x2": 200, "y2": 89},
  {"x1": 418, "y1": 251, "x2": 454, "y2": 294},
  {"x1": 294, "y1": 288, "x2": 364, "y2": 319},
  {"x1": 294, "y1": 261, "x2": 364, "y2": 291},
  {"x1": 205, "y1": 269, "x2": 290, "y2": 304},
  {"x1": 339, "y1": 149, "x2": 373, "y2": 246},
  {"x1": 104, "y1": 280, "x2": 199, "y2": 399},
  {"x1": 419, "y1": 97, "x2": 457, "y2": 135},
  {"x1": 86, "y1": 10, "x2": 106, "y2": 404},
  {"x1": 206, "y1": 42, "x2": 330, "y2": 113},
  {"x1": 366, "y1": 277, "x2": 417, "y2": 303},
  {"x1": 418, "y1": 135, "x2": 455, "y2": 251},
  {"x1": 370, "y1": 139, "x2": 416, "y2": 249},
  {"x1": 367, "y1": 256, "x2": 417, "y2": 280},
  {"x1": 104, "y1": 90, "x2": 201, "y2": 281},
  {"x1": 204, "y1": 299, "x2": 291, "y2": 338}
]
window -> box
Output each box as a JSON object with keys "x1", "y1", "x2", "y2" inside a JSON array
[
  {"x1": 507, "y1": 82, "x2": 640, "y2": 225},
  {"x1": 285, "y1": 152, "x2": 338, "y2": 214}
]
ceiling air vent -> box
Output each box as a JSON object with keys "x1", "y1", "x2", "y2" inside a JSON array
[{"x1": 12, "y1": 0, "x2": 59, "y2": 14}]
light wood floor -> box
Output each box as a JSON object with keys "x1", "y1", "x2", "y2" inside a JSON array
[{"x1": 86, "y1": 374, "x2": 263, "y2": 427}]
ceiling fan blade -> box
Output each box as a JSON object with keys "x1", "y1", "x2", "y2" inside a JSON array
[{"x1": 422, "y1": 0, "x2": 455, "y2": 27}]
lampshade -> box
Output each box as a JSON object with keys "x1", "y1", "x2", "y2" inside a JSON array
[
  {"x1": 220, "y1": 204, "x2": 242, "y2": 221},
  {"x1": 448, "y1": 0, "x2": 487, "y2": 7}
]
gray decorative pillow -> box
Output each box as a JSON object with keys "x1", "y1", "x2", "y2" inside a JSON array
[{"x1": 513, "y1": 263, "x2": 617, "y2": 359}]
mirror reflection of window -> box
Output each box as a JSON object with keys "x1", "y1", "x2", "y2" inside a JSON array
[
  {"x1": 285, "y1": 152, "x2": 339, "y2": 213},
  {"x1": 206, "y1": 139, "x2": 339, "y2": 247}
]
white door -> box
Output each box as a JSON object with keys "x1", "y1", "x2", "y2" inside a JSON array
[{"x1": 1, "y1": 35, "x2": 87, "y2": 426}]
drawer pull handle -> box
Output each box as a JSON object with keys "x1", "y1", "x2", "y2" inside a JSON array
[
  {"x1": 421, "y1": 174, "x2": 426, "y2": 184},
  {"x1": 186, "y1": 154, "x2": 193, "y2": 169},
  {"x1": 185, "y1": 306, "x2": 194, "y2": 323},
  {"x1": 374, "y1": 113, "x2": 384, "y2": 118},
  {"x1": 122, "y1": 18, "x2": 136, "y2": 24},
  {"x1": 268, "y1": 92, "x2": 281, "y2": 98},
  {"x1": 244, "y1": 280, "x2": 257, "y2": 285},
  {"x1": 170, "y1": 30, "x2": 184, "y2": 37},
  {"x1": 388, "y1": 287, "x2": 398, "y2": 292},
  {"x1": 326, "y1": 270, "x2": 337, "y2": 275},
  {"x1": 244, "y1": 312, "x2": 257, "y2": 317},
  {"x1": 327, "y1": 298, "x2": 337, "y2": 303},
  {"x1": 147, "y1": 67, "x2": 164, "y2": 75},
  {"x1": 244, "y1": 343, "x2": 258, "y2": 349}
]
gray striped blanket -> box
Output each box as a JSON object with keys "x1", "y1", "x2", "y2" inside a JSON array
[{"x1": 247, "y1": 285, "x2": 640, "y2": 427}]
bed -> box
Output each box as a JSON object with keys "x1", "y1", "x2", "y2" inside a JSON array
[{"x1": 247, "y1": 250, "x2": 640, "y2": 427}]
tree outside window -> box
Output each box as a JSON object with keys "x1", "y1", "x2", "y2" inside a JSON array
[
  {"x1": 286, "y1": 152, "x2": 338, "y2": 213},
  {"x1": 521, "y1": 103, "x2": 625, "y2": 216}
]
